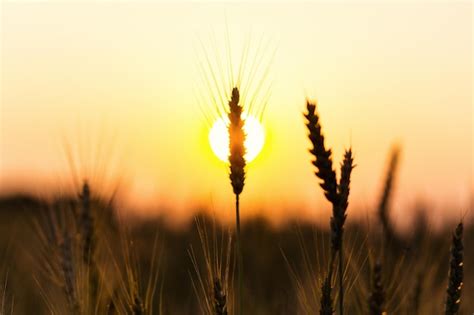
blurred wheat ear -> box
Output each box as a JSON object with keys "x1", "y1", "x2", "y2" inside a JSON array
[
  {"x1": 189, "y1": 215, "x2": 233, "y2": 315},
  {"x1": 368, "y1": 262, "x2": 385, "y2": 315},
  {"x1": 445, "y1": 222, "x2": 463, "y2": 315},
  {"x1": 60, "y1": 231, "x2": 79, "y2": 314},
  {"x1": 228, "y1": 87, "x2": 246, "y2": 315},
  {"x1": 377, "y1": 146, "x2": 402, "y2": 249},
  {"x1": 305, "y1": 101, "x2": 354, "y2": 315}
]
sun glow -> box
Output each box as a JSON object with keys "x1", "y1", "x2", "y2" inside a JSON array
[{"x1": 209, "y1": 114, "x2": 265, "y2": 163}]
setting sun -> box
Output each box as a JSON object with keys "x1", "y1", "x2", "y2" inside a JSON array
[{"x1": 209, "y1": 114, "x2": 265, "y2": 163}]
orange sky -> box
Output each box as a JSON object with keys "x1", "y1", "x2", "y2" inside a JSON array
[{"x1": 1, "y1": 2, "x2": 472, "y2": 228}]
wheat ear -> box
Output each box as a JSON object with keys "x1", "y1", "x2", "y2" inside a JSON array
[
  {"x1": 368, "y1": 262, "x2": 385, "y2": 315},
  {"x1": 304, "y1": 101, "x2": 338, "y2": 205},
  {"x1": 377, "y1": 147, "x2": 400, "y2": 246}
]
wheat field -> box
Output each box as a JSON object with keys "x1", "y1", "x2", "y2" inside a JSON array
[
  {"x1": 1, "y1": 2, "x2": 472, "y2": 315},
  {"x1": 0, "y1": 94, "x2": 471, "y2": 314}
]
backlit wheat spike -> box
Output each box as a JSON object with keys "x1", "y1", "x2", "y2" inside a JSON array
[
  {"x1": 304, "y1": 101, "x2": 338, "y2": 205},
  {"x1": 445, "y1": 222, "x2": 463, "y2": 315},
  {"x1": 228, "y1": 87, "x2": 246, "y2": 196}
]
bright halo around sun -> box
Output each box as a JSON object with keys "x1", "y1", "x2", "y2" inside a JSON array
[{"x1": 209, "y1": 114, "x2": 265, "y2": 163}]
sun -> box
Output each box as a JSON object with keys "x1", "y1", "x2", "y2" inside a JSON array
[{"x1": 209, "y1": 114, "x2": 265, "y2": 163}]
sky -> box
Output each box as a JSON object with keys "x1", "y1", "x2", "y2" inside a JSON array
[{"x1": 1, "y1": 2, "x2": 472, "y2": 228}]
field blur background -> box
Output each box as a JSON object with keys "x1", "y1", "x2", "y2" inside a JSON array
[{"x1": 0, "y1": 1, "x2": 473, "y2": 314}]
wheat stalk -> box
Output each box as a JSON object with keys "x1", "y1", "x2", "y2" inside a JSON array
[
  {"x1": 228, "y1": 87, "x2": 246, "y2": 315},
  {"x1": 305, "y1": 101, "x2": 354, "y2": 315},
  {"x1": 334, "y1": 149, "x2": 354, "y2": 314},
  {"x1": 445, "y1": 222, "x2": 463, "y2": 315}
]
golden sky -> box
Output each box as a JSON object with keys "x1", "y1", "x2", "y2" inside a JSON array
[{"x1": 1, "y1": 2, "x2": 472, "y2": 227}]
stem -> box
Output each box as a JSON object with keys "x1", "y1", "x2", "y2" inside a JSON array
[
  {"x1": 338, "y1": 240, "x2": 344, "y2": 315},
  {"x1": 235, "y1": 194, "x2": 243, "y2": 315}
]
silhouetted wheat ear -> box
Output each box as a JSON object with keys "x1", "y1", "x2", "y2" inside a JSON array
[
  {"x1": 304, "y1": 101, "x2": 338, "y2": 205},
  {"x1": 228, "y1": 87, "x2": 246, "y2": 196},
  {"x1": 214, "y1": 278, "x2": 228, "y2": 315},
  {"x1": 320, "y1": 276, "x2": 334, "y2": 315},
  {"x1": 60, "y1": 233, "x2": 79, "y2": 314},
  {"x1": 368, "y1": 262, "x2": 385, "y2": 315},
  {"x1": 445, "y1": 222, "x2": 463, "y2": 315},
  {"x1": 330, "y1": 149, "x2": 354, "y2": 252}
]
